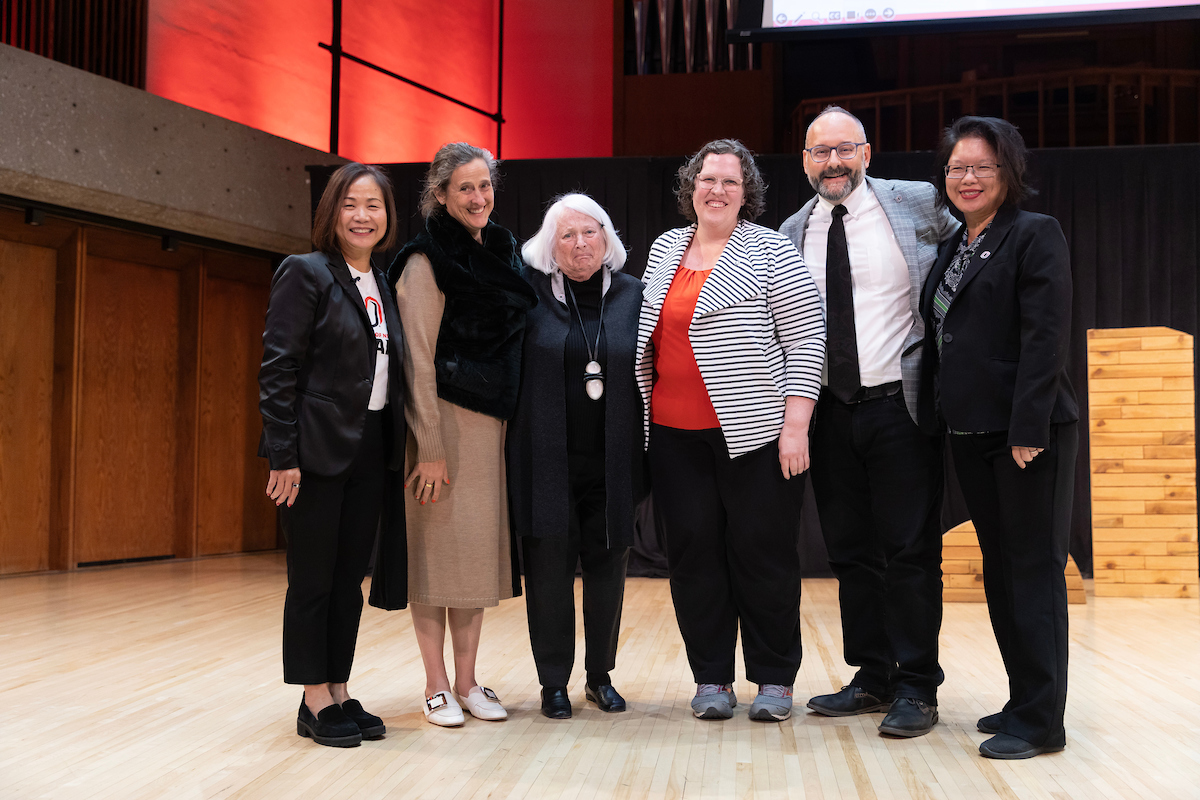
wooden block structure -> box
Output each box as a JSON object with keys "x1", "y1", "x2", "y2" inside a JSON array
[
  {"x1": 942, "y1": 521, "x2": 1086, "y2": 603},
  {"x1": 1087, "y1": 327, "x2": 1199, "y2": 598}
]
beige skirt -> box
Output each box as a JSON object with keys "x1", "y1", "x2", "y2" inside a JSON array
[{"x1": 405, "y1": 399, "x2": 514, "y2": 608}]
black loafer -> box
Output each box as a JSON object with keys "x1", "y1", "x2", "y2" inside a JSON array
[
  {"x1": 585, "y1": 683, "x2": 627, "y2": 713},
  {"x1": 878, "y1": 697, "x2": 938, "y2": 737},
  {"x1": 341, "y1": 698, "x2": 386, "y2": 739},
  {"x1": 977, "y1": 712, "x2": 1004, "y2": 734},
  {"x1": 980, "y1": 732, "x2": 1065, "y2": 759},
  {"x1": 807, "y1": 685, "x2": 893, "y2": 717},
  {"x1": 297, "y1": 699, "x2": 362, "y2": 747},
  {"x1": 541, "y1": 686, "x2": 572, "y2": 719}
]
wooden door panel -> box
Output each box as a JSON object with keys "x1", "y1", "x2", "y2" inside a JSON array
[
  {"x1": 75, "y1": 257, "x2": 179, "y2": 565},
  {"x1": 0, "y1": 239, "x2": 57, "y2": 574},
  {"x1": 198, "y1": 274, "x2": 274, "y2": 554}
]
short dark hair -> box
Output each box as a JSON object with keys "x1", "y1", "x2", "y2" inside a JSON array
[
  {"x1": 311, "y1": 162, "x2": 398, "y2": 254},
  {"x1": 419, "y1": 142, "x2": 500, "y2": 220},
  {"x1": 933, "y1": 116, "x2": 1034, "y2": 210},
  {"x1": 675, "y1": 138, "x2": 767, "y2": 223}
]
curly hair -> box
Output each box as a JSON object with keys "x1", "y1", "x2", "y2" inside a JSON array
[
  {"x1": 933, "y1": 116, "x2": 1034, "y2": 210},
  {"x1": 418, "y1": 142, "x2": 500, "y2": 220},
  {"x1": 675, "y1": 139, "x2": 766, "y2": 223}
]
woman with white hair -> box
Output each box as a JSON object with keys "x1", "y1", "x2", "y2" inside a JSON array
[{"x1": 507, "y1": 193, "x2": 648, "y2": 719}]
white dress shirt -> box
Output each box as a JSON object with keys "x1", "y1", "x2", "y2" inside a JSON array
[{"x1": 803, "y1": 180, "x2": 910, "y2": 388}]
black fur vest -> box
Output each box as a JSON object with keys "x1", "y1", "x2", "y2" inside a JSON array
[{"x1": 390, "y1": 213, "x2": 537, "y2": 420}]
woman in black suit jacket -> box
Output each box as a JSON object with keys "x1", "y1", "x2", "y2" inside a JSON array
[
  {"x1": 259, "y1": 162, "x2": 407, "y2": 748},
  {"x1": 920, "y1": 117, "x2": 1078, "y2": 760}
]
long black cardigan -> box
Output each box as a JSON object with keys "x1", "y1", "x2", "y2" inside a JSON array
[{"x1": 506, "y1": 267, "x2": 648, "y2": 547}]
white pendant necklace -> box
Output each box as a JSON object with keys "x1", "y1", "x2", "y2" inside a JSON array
[{"x1": 566, "y1": 277, "x2": 606, "y2": 401}]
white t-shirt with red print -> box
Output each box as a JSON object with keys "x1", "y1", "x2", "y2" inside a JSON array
[{"x1": 352, "y1": 267, "x2": 390, "y2": 411}]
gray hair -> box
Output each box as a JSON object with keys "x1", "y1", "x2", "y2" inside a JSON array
[
  {"x1": 418, "y1": 142, "x2": 500, "y2": 220},
  {"x1": 521, "y1": 193, "x2": 628, "y2": 275},
  {"x1": 806, "y1": 105, "x2": 868, "y2": 146}
]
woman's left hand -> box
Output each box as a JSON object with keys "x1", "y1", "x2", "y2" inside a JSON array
[
  {"x1": 1011, "y1": 446, "x2": 1043, "y2": 469},
  {"x1": 779, "y1": 396, "x2": 817, "y2": 479}
]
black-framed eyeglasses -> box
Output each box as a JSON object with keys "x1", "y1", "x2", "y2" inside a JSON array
[
  {"x1": 804, "y1": 142, "x2": 867, "y2": 162},
  {"x1": 944, "y1": 163, "x2": 1002, "y2": 179}
]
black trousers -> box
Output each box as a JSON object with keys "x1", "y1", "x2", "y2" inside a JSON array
[
  {"x1": 522, "y1": 451, "x2": 629, "y2": 688},
  {"x1": 950, "y1": 422, "x2": 1077, "y2": 747},
  {"x1": 809, "y1": 389, "x2": 945, "y2": 702},
  {"x1": 649, "y1": 424, "x2": 805, "y2": 686},
  {"x1": 280, "y1": 411, "x2": 385, "y2": 685}
]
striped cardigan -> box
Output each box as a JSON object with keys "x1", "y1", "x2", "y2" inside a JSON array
[{"x1": 635, "y1": 220, "x2": 827, "y2": 458}]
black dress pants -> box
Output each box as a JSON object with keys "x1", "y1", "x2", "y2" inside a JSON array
[
  {"x1": 809, "y1": 389, "x2": 945, "y2": 702},
  {"x1": 950, "y1": 422, "x2": 1077, "y2": 748},
  {"x1": 649, "y1": 425, "x2": 805, "y2": 686},
  {"x1": 280, "y1": 411, "x2": 385, "y2": 685},
  {"x1": 522, "y1": 451, "x2": 629, "y2": 688}
]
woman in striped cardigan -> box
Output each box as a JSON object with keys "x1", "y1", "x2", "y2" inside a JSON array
[{"x1": 635, "y1": 139, "x2": 826, "y2": 723}]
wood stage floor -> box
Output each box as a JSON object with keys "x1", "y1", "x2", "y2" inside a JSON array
[{"x1": 1, "y1": 553, "x2": 1198, "y2": 800}]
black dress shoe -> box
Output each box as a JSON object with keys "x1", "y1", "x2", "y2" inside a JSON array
[
  {"x1": 297, "y1": 699, "x2": 362, "y2": 747},
  {"x1": 585, "y1": 683, "x2": 627, "y2": 713},
  {"x1": 341, "y1": 698, "x2": 386, "y2": 739},
  {"x1": 878, "y1": 697, "x2": 938, "y2": 737},
  {"x1": 977, "y1": 712, "x2": 1004, "y2": 734},
  {"x1": 807, "y1": 685, "x2": 893, "y2": 717},
  {"x1": 980, "y1": 732, "x2": 1065, "y2": 759},
  {"x1": 541, "y1": 686, "x2": 572, "y2": 719}
]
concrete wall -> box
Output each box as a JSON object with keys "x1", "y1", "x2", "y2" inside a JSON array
[{"x1": 0, "y1": 44, "x2": 344, "y2": 254}]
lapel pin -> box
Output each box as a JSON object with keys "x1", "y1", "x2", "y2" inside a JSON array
[{"x1": 981, "y1": 251, "x2": 991, "y2": 259}]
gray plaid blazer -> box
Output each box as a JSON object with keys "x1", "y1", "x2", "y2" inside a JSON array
[{"x1": 779, "y1": 176, "x2": 957, "y2": 426}]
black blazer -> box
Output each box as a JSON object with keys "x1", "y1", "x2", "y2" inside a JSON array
[
  {"x1": 918, "y1": 205, "x2": 1078, "y2": 447},
  {"x1": 258, "y1": 250, "x2": 407, "y2": 476}
]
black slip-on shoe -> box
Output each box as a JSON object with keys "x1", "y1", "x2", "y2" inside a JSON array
[
  {"x1": 979, "y1": 733, "x2": 1065, "y2": 759},
  {"x1": 341, "y1": 698, "x2": 386, "y2": 739},
  {"x1": 585, "y1": 683, "x2": 627, "y2": 713},
  {"x1": 541, "y1": 686, "x2": 572, "y2": 719},
  {"x1": 297, "y1": 699, "x2": 362, "y2": 747}
]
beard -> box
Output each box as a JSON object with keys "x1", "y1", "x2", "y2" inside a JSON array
[{"x1": 809, "y1": 164, "x2": 863, "y2": 202}]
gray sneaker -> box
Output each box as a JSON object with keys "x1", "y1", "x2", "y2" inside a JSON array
[
  {"x1": 691, "y1": 683, "x2": 737, "y2": 720},
  {"x1": 749, "y1": 684, "x2": 793, "y2": 721}
]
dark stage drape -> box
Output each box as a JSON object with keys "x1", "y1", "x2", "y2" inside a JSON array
[{"x1": 311, "y1": 144, "x2": 1200, "y2": 578}]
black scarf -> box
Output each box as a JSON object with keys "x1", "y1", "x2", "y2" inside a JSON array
[{"x1": 390, "y1": 212, "x2": 537, "y2": 420}]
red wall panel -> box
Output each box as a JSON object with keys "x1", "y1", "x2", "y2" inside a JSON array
[{"x1": 146, "y1": 0, "x2": 612, "y2": 163}]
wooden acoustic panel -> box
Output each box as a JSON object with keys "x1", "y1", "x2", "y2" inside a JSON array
[
  {"x1": 1087, "y1": 327, "x2": 1198, "y2": 598},
  {"x1": 943, "y1": 521, "x2": 1086, "y2": 604},
  {"x1": 0, "y1": 239, "x2": 57, "y2": 574},
  {"x1": 197, "y1": 268, "x2": 274, "y2": 555},
  {"x1": 74, "y1": 256, "x2": 180, "y2": 565}
]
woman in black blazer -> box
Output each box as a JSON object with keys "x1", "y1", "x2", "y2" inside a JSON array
[
  {"x1": 920, "y1": 117, "x2": 1078, "y2": 760},
  {"x1": 259, "y1": 162, "x2": 407, "y2": 747}
]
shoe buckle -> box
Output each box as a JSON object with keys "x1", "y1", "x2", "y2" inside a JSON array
[
  {"x1": 480, "y1": 687, "x2": 499, "y2": 702},
  {"x1": 426, "y1": 692, "x2": 449, "y2": 711}
]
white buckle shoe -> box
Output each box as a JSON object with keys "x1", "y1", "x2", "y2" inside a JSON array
[
  {"x1": 456, "y1": 686, "x2": 507, "y2": 721},
  {"x1": 423, "y1": 691, "x2": 465, "y2": 727}
]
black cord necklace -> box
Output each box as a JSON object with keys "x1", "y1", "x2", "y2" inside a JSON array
[{"x1": 565, "y1": 276, "x2": 606, "y2": 401}]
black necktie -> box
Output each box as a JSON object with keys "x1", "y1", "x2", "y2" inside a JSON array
[{"x1": 825, "y1": 204, "x2": 861, "y2": 402}]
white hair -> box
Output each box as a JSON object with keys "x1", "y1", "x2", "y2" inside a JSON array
[{"x1": 521, "y1": 193, "x2": 627, "y2": 275}]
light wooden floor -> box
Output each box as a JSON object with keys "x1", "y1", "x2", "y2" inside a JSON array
[{"x1": 1, "y1": 553, "x2": 1198, "y2": 800}]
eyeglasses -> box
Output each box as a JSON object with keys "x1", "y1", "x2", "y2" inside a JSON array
[
  {"x1": 697, "y1": 176, "x2": 744, "y2": 190},
  {"x1": 804, "y1": 142, "x2": 867, "y2": 162},
  {"x1": 944, "y1": 163, "x2": 1002, "y2": 179}
]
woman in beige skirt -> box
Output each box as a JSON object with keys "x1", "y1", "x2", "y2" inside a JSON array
[{"x1": 388, "y1": 142, "x2": 536, "y2": 727}]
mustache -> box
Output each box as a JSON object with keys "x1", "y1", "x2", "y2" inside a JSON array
[{"x1": 820, "y1": 167, "x2": 851, "y2": 180}]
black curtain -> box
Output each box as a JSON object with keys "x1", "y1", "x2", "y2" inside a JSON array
[{"x1": 310, "y1": 144, "x2": 1200, "y2": 578}]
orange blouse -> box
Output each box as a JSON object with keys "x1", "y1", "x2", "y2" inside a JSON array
[{"x1": 650, "y1": 267, "x2": 722, "y2": 429}]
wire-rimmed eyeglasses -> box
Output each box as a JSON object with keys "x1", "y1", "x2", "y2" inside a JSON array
[{"x1": 944, "y1": 164, "x2": 1002, "y2": 179}]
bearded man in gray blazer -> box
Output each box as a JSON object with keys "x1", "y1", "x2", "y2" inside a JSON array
[{"x1": 780, "y1": 106, "x2": 957, "y2": 738}]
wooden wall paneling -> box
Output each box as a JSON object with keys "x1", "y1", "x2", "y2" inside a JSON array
[
  {"x1": 0, "y1": 236, "x2": 58, "y2": 574},
  {"x1": 74, "y1": 228, "x2": 192, "y2": 565},
  {"x1": 196, "y1": 250, "x2": 275, "y2": 555},
  {"x1": 50, "y1": 228, "x2": 85, "y2": 571},
  {"x1": 175, "y1": 246, "x2": 203, "y2": 560},
  {"x1": 1088, "y1": 326, "x2": 1199, "y2": 598}
]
